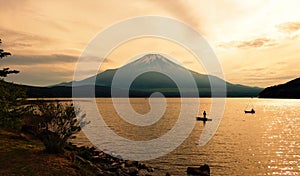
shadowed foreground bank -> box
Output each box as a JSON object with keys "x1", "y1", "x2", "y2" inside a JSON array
[
  {"x1": 0, "y1": 128, "x2": 91, "y2": 175},
  {"x1": 0, "y1": 128, "x2": 155, "y2": 176},
  {"x1": 0, "y1": 128, "x2": 210, "y2": 176}
]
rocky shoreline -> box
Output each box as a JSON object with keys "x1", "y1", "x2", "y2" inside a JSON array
[
  {"x1": 66, "y1": 143, "x2": 210, "y2": 176},
  {"x1": 65, "y1": 143, "x2": 156, "y2": 176}
]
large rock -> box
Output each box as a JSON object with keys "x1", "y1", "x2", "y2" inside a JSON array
[{"x1": 187, "y1": 164, "x2": 210, "y2": 176}]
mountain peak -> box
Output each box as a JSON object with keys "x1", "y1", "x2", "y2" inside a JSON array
[
  {"x1": 140, "y1": 53, "x2": 166, "y2": 60},
  {"x1": 123, "y1": 53, "x2": 184, "y2": 71},
  {"x1": 130, "y1": 53, "x2": 171, "y2": 64}
]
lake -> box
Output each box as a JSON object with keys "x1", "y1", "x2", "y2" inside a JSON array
[{"x1": 73, "y1": 98, "x2": 300, "y2": 175}]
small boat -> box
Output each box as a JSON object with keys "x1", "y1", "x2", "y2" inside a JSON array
[
  {"x1": 196, "y1": 117, "x2": 212, "y2": 121},
  {"x1": 244, "y1": 98, "x2": 255, "y2": 114},
  {"x1": 244, "y1": 109, "x2": 255, "y2": 114}
]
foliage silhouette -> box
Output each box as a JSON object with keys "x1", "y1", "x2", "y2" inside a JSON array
[
  {"x1": 0, "y1": 39, "x2": 19, "y2": 77},
  {"x1": 28, "y1": 101, "x2": 88, "y2": 154},
  {"x1": 0, "y1": 39, "x2": 27, "y2": 130}
]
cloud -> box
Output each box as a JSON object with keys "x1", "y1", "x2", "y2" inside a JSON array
[
  {"x1": 0, "y1": 54, "x2": 115, "y2": 85},
  {"x1": 0, "y1": 28, "x2": 56, "y2": 50},
  {"x1": 225, "y1": 58, "x2": 300, "y2": 87},
  {"x1": 218, "y1": 21, "x2": 300, "y2": 50},
  {"x1": 0, "y1": 54, "x2": 78, "y2": 86},
  {"x1": 219, "y1": 37, "x2": 278, "y2": 49},
  {"x1": 0, "y1": 54, "x2": 78, "y2": 66},
  {"x1": 5, "y1": 66, "x2": 74, "y2": 86},
  {"x1": 276, "y1": 22, "x2": 300, "y2": 34},
  {"x1": 148, "y1": 0, "x2": 206, "y2": 34}
]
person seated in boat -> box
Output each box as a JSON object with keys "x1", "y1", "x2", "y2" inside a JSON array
[
  {"x1": 251, "y1": 108, "x2": 255, "y2": 113},
  {"x1": 203, "y1": 111, "x2": 207, "y2": 118}
]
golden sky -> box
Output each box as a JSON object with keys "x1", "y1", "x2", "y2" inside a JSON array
[{"x1": 1, "y1": 0, "x2": 300, "y2": 87}]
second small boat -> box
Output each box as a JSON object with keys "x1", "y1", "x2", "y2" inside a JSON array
[{"x1": 244, "y1": 109, "x2": 255, "y2": 114}]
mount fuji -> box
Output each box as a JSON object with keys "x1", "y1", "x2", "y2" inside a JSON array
[{"x1": 51, "y1": 54, "x2": 262, "y2": 97}]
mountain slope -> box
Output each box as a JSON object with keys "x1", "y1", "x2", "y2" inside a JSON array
[
  {"x1": 259, "y1": 78, "x2": 300, "y2": 98},
  {"x1": 54, "y1": 54, "x2": 262, "y2": 97}
]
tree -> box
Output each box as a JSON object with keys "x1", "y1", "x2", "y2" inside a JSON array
[
  {"x1": 0, "y1": 39, "x2": 19, "y2": 77},
  {"x1": 0, "y1": 39, "x2": 26, "y2": 130}
]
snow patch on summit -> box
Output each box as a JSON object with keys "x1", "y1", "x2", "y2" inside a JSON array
[{"x1": 123, "y1": 54, "x2": 185, "y2": 71}]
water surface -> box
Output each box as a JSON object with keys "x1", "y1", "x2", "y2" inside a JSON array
[{"x1": 74, "y1": 98, "x2": 300, "y2": 175}]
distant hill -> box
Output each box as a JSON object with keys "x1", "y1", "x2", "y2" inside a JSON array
[
  {"x1": 259, "y1": 78, "x2": 300, "y2": 99},
  {"x1": 52, "y1": 54, "x2": 262, "y2": 97}
]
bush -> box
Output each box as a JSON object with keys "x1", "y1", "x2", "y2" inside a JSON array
[{"x1": 29, "y1": 101, "x2": 87, "y2": 154}]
